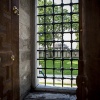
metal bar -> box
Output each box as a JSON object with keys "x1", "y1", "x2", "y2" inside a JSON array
[
  {"x1": 37, "y1": 12, "x2": 79, "y2": 16},
  {"x1": 44, "y1": 0, "x2": 46, "y2": 86},
  {"x1": 52, "y1": 0, "x2": 55, "y2": 86},
  {"x1": 70, "y1": 0, "x2": 73, "y2": 87},
  {"x1": 37, "y1": 0, "x2": 79, "y2": 88},
  {"x1": 37, "y1": 3, "x2": 79, "y2": 8},
  {"x1": 37, "y1": 22, "x2": 79, "y2": 25},
  {"x1": 37, "y1": 76, "x2": 76, "y2": 80},
  {"x1": 37, "y1": 40, "x2": 79, "y2": 42},
  {"x1": 37, "y1": 58, "x2": 79, "y2": 60},
  {"x1": 37, "y1": 31, "x2": 79, "y2": 34},
  {"x1": 37, "y1": 49, "x2": 79, "y2": 52},
  {"x1": 37, "y1": 67, "x2": 78, "y2": 70},
  {"x1": 61, "y1": 0, "x2": 64, "y2": 87}
]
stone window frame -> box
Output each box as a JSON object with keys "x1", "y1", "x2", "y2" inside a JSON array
[{"x1": 31, "y1": 0, "x2": 79, "y2": 94}]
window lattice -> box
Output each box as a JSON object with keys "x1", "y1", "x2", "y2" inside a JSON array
[{"x1": 37, "y1": 0, "x2": 79, "y2": 87}]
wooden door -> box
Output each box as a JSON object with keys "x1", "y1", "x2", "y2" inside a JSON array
[{"x1": 0, "y1": 0, "x2": 19, "y2": 100}]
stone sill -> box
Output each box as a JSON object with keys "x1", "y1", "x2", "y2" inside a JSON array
[{"x1": 34, "y1": 84, "x2": 76, "y2": 95}]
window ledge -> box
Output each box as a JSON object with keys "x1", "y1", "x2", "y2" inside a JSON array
[{"x1": 34, "y1": 84, "x2": 76, "y2": 95}]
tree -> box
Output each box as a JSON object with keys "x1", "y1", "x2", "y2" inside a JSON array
[
  {"x1": 38, "y1": 0, "x2": 70, "y2": 50},
  {"x1": 38, "y1": 0, "x2": 79, "y2": 51},
  {"x1": 72, "y1": 4, "x2": 79, "y2": 49}
]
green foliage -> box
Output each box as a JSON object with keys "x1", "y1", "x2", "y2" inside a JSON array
[
  {"x1": 38, "y1": 0, "x2": 79, "y2": 49},
  {"x1": 72, "y1": 4, "x2": 79, "y2": 49},
  {"x1": 39, "y1": 60, "x2": 78, "y2": 75}
]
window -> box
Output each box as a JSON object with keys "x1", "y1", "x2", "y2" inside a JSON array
[{"x1": 34, "y1": 0, "x2": 79, "y2": 90}]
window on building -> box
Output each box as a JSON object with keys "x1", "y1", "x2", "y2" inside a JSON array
[{"x1": 36, "y1": 0, "x2": 79, "y2": 89}]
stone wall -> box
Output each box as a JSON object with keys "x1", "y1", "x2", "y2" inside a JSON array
[
  {"x1": 19, "y1": 0, "x2": 32, "y2": 99},
  {"x1": 39, "y1": 51, "x2": 79, "y2": 58},
  {"x1": 77, "y1": 0, "x2": 100, "y2": 100},
  {"x1": 82, "y1": 0, "x2": 100, "y2": 99}
]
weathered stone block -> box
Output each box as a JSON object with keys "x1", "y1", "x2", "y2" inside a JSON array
[
  {"x1": 19, "y1": 0, "x2": 31, "y2": 99},
  {"x1": 19, "y1": 8, "x2": 30, "y2": 26},
  {"x1": 19, "y1": 38, "x2": 30, "y2": 50},
  {"x1": 19, "y1": 60, "x2": 31, "y2": 76},
  {"x1": 20, "y1": 0, "x2": 30, "y2": 14},
  {"x1": 21, "y1": 51, "x2": 30, "y2": 62},
  {"x1": 19, "y1": 23, "x2": 30, "y2": 39}
]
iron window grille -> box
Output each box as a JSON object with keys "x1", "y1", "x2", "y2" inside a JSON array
[{"x1": 37, "y1": 0, "x2": 79, "y2": 87}]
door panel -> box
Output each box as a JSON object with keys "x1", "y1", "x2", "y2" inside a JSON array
[
  {"x1": 0, "y1": 51, "x2": 13, "y2": 67},
  {"x1": 0, "y1": 0, "x2": 19, "y2": 100}
]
